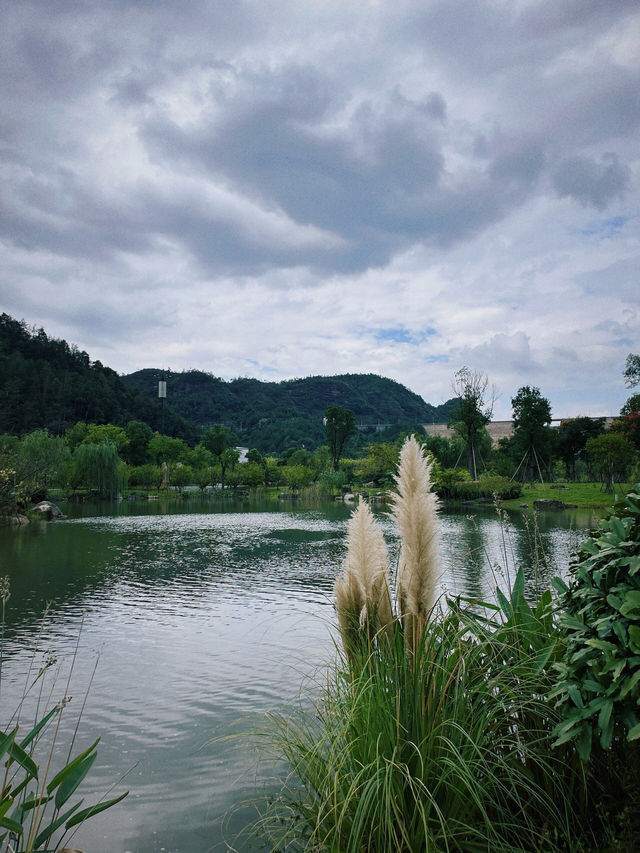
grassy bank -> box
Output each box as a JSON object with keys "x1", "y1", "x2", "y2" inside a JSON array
[{"x1": 501, "y1": 481, "x2": 633, "y2": 510}]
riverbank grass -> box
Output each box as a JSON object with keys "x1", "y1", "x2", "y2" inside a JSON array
[{"x1": 501, "y1": 480, "x2": 633, "y2": 510}]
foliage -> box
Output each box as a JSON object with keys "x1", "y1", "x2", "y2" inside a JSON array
[
  {"x1": 509, "y1": 386, "x2": 555, "y2": 483},
  {"x1": 449, "y1": 367, "x2": 494, "y2": 480},
  {"x1": 281, "y1": 465, "x2": 314, "y2": 491},
  {"x1": 124, "y1": 420, "x2": 153, "y2": 465},
  {"x1": 260, "y1": 441, "x2": 580, "y2": 851},
  {"x1": 612, "y1": 413, "x2": 640, "y2": 451},
  {"x1": 623, "y1": 353, "x2": 640, "y2": 389},
  {"x1": 10, "y1": 431, "x2": 69, "y2": 502},
  {"x1": 354, "y1": 441, "x2": 398, "y2": 485},
  {"x1": 200, "y1": 424, "x2": 231, "y2": 459},
  {"x1": 127, "y1": 463, "x2": 163, "y2": 491},
  {"x1": 435, "y1": 473, "x2": 522, "y2": 501},
  {"x1": 620, "y1": 394, "x2": 640, "y2": 418},
  {"x1": 72, "y1": 442, "x2": 122, "y2": 499},
  {"x1": 325, "y1": 405, "x2": 356, "y2": 471},
  {"x1": 586, "y1": 433, "x2": 637, "y2": 492},
  {"x1": 0, "y1": 580, "x2": 128, "y2": 851},
  {"x1": 551, "y1": 485, "x2": 640, "y2": 761},
  {"x1": 556, "y1": 417, "x2": 606, "y2": 481},
  {"x1": 0, "y1": 313, "x2": 196, "y2": 442},
  {"x1": 82, "y1": 424, "x2": 129, "y2": 452}
]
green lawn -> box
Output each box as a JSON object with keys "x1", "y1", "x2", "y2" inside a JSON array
[{"x1": 501, "y1": 481, "x2": 633, "y2": 510}]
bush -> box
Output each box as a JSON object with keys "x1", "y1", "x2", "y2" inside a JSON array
[
  {"x1": 552, "y1": 484, "x2": 640, "y2": 759},
  {"x1": 435, "y1": 473, "x2": 522, "y2": 501}
]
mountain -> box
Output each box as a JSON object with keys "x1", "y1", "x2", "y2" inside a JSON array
[
  {"x1": 0, "y1": 313, "x2": 196, "y2": 441},
  {"x1": 123, "y1": 368, "x2": 458, "y2": 453}
]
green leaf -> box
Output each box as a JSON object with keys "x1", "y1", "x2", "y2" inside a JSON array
[
  {"x1": 8, "y1": 740, "x2": 38, "y2": 780},
  {"x1": 0, "y1": 728, "x2": 17, "y2": 759},
  {"x1": 627, "y1": 722, "x2": 640, "y2": 740},
  {"x1": 65, "y1": 790, "x2": 128, "y2": 829},
  {"x1": 19, "y1": 706, "x2": 59, "y2": 749},
  {"x1": 496, "y1": 588, "x2": 512, "y2": 620},
  {"x1": 54, "y1": 751, "x2": 97, "y2": 810},
  {"x1": 620, "y1": 590, "x2": 640, "y2": 617},
  {"x1": 551, "y1": 576, "x2": 568, "y2": 595},
  {"x1": 620, "y1": 668, "x2": 640, "y2": 699},
  {"x1": 33, "y1": 801, "x2": 82, "y2": 848},
  {"x1": 46, "y1": 738, "x2": 99, "y2": 795},
  {"x1": 0, "y1": 816, "x2": 23, "y2": 834},
  {"x1": 628, "y1": 625, "x2": 640, "y2": 653},
  {"x1": 598, "y1": 700, "x2": 614, "y2": 748}
]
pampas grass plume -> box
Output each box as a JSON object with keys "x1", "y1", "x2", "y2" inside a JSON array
[
  {"x1": 390, "y1": 435, "x2": 440, "y2": 632},
  {"x1": 335, "y1": 498, "x2": 392, "y2": 657}
]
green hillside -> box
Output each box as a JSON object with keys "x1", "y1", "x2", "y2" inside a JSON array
[
  {"x1": 0, "y1": 314, "x2": 196, "y2": 441},
  {"x1": 123, "y1": 368, "x2": 458, "y2": 453}
]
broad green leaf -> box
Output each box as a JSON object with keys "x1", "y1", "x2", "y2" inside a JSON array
[
  {"x1": 33, "y1": 801, "x2": 82, "y2": 848},
  {"x1": 0, "y1": 728, "x2": 17, "y2": 759},
  {"x1": 496, "y1": 588, "x2": 511, "y2": 620},
  {"x1": 8, "y1": 740, "x2": 38, "y2": 780},
  {"x1": 620, "y1": 590, "x2": 640, "y2": 617},
  {"x1": 65, "y1": 790, "x2": 128, "y2": 829},
  {"x1": 0, "y1": 816, "x2": 23, "y2": 834},
  {"x1": 628, "y1": 625, "x2": 640, "y2": 653},
  {"x1": 54, "y1": 752, "x2": 96, "y2": 810},
  {"x1": 620, "y1": 668, "x2": 640, "y2": 698},
  {"x1": 46, "y1": 737, "x2": 100, "y2": 795},
  {"x1": 628, "y1": 722, "x2": 640, "y2": 740},
  {"x1": 551, "y1": 576, "x2": 568, "y2": 595},
  {"x1": 19, "y1": 706, "x2": 59, "y2": 749}
]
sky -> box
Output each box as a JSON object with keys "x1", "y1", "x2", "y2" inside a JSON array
[{"x1": 1, "y1": 0, "x2": 638, "y2": 420}]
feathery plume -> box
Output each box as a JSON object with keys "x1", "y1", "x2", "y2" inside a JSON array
[
  {"x1": 390, "y1": 435, "x2": 440, "y2": 638},
  {"x1": 335, "y1": 498, "x2": 392, "y2": 659}
]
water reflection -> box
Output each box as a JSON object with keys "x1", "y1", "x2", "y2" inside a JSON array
[{"x1": 0, "y1": 497, "x2": 600, "y2": 852}]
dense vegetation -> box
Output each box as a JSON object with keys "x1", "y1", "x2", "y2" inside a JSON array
[
  {"x1": 0, "y1": 314, "x2": 196, "y2": 442},
  {"x1": 259, "y1": 443, "x2": 640, "y2": 852},
  {"x1": 123, "y1": 367, "x2": 458, "y2": 453}
]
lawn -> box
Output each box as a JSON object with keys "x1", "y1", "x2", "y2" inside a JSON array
[{"x1": 501, "y1": 481, "x2": 633, "y2": 510}]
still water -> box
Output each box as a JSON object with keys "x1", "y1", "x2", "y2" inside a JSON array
[{"x1": 0, "y1": 496, "x2": 601, "y2": 852}]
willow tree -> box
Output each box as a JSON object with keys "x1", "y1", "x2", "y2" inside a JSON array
[{"x1": 73, "y1": 441, "x2": 123, "y2": 499}]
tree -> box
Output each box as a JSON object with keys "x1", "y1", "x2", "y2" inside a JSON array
[
  {"x1": 72, "y1": 442, "x2": 122, "y2": 499},
  {"x1": 586, "y1": 433, "x2": 636, "y2": 492},
  {"x1": 510, "y1": 386, "x2": 553, "y2": 483},
  {"x1": 623, "y1": 353, "x2": 640, "y2": 388},
  {"x1": 15, "y1": 429, "x2": 69, "y2": 500},
  {"x1": 555, "y1": 417, "x2": 605, "y2": 480},
  {"x1": 220, "y1": 447, "x2": 240, "y2": 488},
  {"x1": 201, "y1": 424, "x2": 231, "y2": 459},
  {"x1": 84, "y1": 423, "x2": 129, "y2": 452},
  {"x1": 449, "y1": 367, "x2": 494, "y2": 480},
  {"x1": 125, "y1": 420, "x2": 153, "y2": 466},
  {"x1": 325, "y1": 405, "x2": 356, "y2": 471},
  {"x1": 620, "y1": 394, "x2": 640, "y2": 417}
]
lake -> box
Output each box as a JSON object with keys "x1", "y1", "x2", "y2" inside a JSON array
[{"x1": 0, "y1": 496, "x2": 601, "y2": 852}]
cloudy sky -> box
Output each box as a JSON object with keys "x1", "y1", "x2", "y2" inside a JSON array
[{"x1": 1, "y1": 0, "x2": 638, "y2": 419}]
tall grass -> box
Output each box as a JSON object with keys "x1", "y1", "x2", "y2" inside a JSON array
[{"x1": 257, "y1": 437, "x2": 587, "y2": 852}]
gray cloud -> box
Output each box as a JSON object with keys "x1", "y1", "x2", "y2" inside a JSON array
[
  {"x1": 0, "y1": 0, "x2": 638, "y2": 417},
  {"x1": 553, "y1": 154, "x2": 631, "y2": 209}
]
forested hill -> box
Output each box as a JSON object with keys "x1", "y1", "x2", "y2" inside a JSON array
[
  {"x1": 0, "y1": 314, "x2": 196, "y2": 441},
  {"x1": 123, "y1": 368, "x2": 458, "y2": 451}
]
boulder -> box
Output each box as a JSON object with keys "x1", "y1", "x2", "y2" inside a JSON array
[
  {"x1": 32, "y1": 501, "x2": 66, "y2": 520},
  {"x1": 533, "y1": 499, "x2": 566, "y2": 511}
]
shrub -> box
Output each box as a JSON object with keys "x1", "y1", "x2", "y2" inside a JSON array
[
  {"x1": 551, "y1": 484, "x2": 640, "y2": 759},
  {"x1": 435, "y1": 473, "x2": 522, "y2": 501}
]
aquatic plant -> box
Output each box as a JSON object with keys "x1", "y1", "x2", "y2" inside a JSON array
[{"x1": 1, "y1": 581, "x2": 128, "y2": 852}]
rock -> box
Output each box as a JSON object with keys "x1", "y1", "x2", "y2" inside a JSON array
[
  {"x1": 519, "y1": 503, "x2": 528, "y2": 508},
  {"x1": 343, "y1": 493, "x2": 355, "y2": 502},
  {"x1": 32, "y1": 501, "x2": 66, "y2": 520},
  {"x1": 533, "y1": 499, "x2": 566, "y2": 511}
]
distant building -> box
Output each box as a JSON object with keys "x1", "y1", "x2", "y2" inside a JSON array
[{"x1": 424, "y1": 417, "x2": 615, "y2": 447}]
